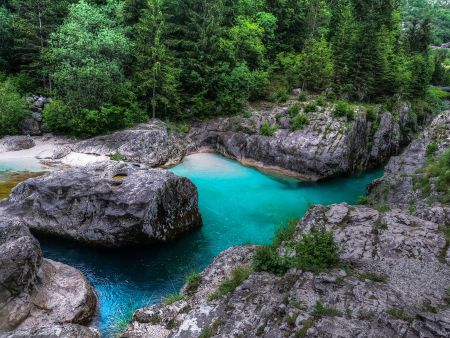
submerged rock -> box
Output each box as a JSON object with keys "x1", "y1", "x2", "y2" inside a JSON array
[
  {"x1": 0, "y1": 217, "x2": 97, "y2": 337},
  {"x1": 0, "y1": 136, "x2": 35, "y2": 153},
  {"x1": 1, "y1": 162, "x2": 202, "y2": 247}
]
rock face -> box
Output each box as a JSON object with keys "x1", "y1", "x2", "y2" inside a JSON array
[
  {"x1": 124, "y1": 111, "x2": 450, "y2": 338},
  {"x1": 0, "y1": 136, "x2": 35, "y2": 153},
  {"x1": 58, "y1": 120, "x2": 186, "y2": 167},
  {"x1": 1, "y1": 162, "x2": 202, "y2": 247},
  {"x1": 187, "y1": 100, "x2": 411, "y2": 181},
  {"x1": 0, "y1": 217, "x2": 98, "y2": 337},
  {"x1": 368, "y1": 110, "x2": 450, "y2": 225}
]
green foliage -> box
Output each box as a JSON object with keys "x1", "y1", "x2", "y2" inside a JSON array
[
  {"x1": 269, "y1": 87, "x2": 289, "y2": 103},
  {"x1": 208, "y1": 266, "x2": 251, "y2": 301},
  {"x1": 0, "y1": 80, "x2": 29, "y2": 136},
  {"x1": 253, "y1": 226, "x2": 340, "y2": 275},
  {"x1": 287, "y1": 227, "x2": 340, "y2": 273},
  {"x1": 418, "y1": 148, "x2": 450, "y2": 204},
  {"x1": 164, "y1": 293, "x2": 185, "y2": 305},
  {"x1": 333, "y1": 100, "x2": 355, "y2": 120},
  {"x1": 46, "y1": 0, "x2": 132, "y2": 111},
  {"x1": 287, "y1": 103, "x2": 301, "y2": 118},
  {"x1": 298, "y1": 92, "x2": 308, "y2": 102},
  {"x1": 185, "y1": 271, "x2": 201, "y2": 295},
  {"x1": 304, "y1": 102, "x2": 317, "y2": 114},
  {"x1": 386, "y1": 308, "x2": 413, "y2": 322},
  {"x1": 358, "y1": 272, "x2": 387, "y2": 283},
  {"x1": 366, "y1": 106, "x2": 378, "y2": 122},
  {"x1": 313, "y1": 301, "x2": 341, "y2": 318},
  {"x1": 198, "y1": 320, "x2": 221, "y2": 338},
  {"x1": 43, "y1": 100, "x2": 147, "y2": 137},
  {"x1": 357, "y1": 196, "x2": 369, "y2": 205},
  {"x1": 299, "y1": 37, "x2": 334, "y2": 91},
  {"x1": 291, "y1": 113, "x2": 308, "y2": 131},
  {"x1": 252, "y1": 245, "x2": 287, "y2": 276},
  {"x1": 260, "y1": 122, "x2": 278, "y2": 137},
  {"x1": 426, "y1": 141, "x2": 439, "y2": 157},
  {"x1": 110, "y1": 152, "x2": 124, "y2": 162}
]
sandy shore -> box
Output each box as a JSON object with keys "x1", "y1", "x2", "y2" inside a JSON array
[{"x1": 0, "y1": 135, "x2": 108, "y2": 172}]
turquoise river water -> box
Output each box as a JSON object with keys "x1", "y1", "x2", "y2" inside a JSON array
[{"x1": 2, "y1": 153, "x2": 383, "y2": 336}]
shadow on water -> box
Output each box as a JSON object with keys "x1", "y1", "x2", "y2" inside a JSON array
[{"x1": 29, "y1": 153, "x2": 383, "y2": 336}]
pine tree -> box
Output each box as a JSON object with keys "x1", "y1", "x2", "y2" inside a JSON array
[{"x1": 134, "y1": 0, "x2": 181, "y2": 119}]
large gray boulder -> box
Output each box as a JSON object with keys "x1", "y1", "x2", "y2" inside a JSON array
[
  {"x1": 62, "y1": 120, "x2": 186, "y2": 167},
  {"x1": 124, "y1": 205, "x2": 450, "y2": 338},
  {"x1": 0, "y1": 218, "x2": 98, "y2": 336},
  {"x1": 0, "y1": 136, "x2": 35, "y2": 153},
  {"x1": 1, "y1": 162, "x2": 202, "y2": 247}
]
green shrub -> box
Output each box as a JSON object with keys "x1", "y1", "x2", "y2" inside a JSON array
[
  {"x1": 358, "y1": 272, "x2": 387, "y2": 283},
  {"x1": 260, "y1": 122, "x2": 279, "y2": 136},
  {"x1": 185, "y1": 271, "x2": 201, "y2": 295},
  {"x1": 426, "y1": 141, "x2": 439, "y2": 157},
  {"x1": 313, "y1": 301, "x2": 341, "y2": 318},
  {"x1": 315, "y1": 95, "x2": 326, "y2": 106},
  {"x1": 386, "y1": 308, "x2": 412, "y2": 322},
  {"x1": 272, "y1": 220, "x2": 297, "y2": 247},
  {"x1": 304, "y1": 101, "x2": 317, "y2": 113},
  {"x1": 357, "y1": 196, "x2": 369, "y2": 205},
  {"x1": 252, "y1": 245, "x2": 288, "y2": 275},
  {"x1": 208, "y1": 266, "x2": 251, "y2": 301},
  {"x1": 298, "y1": 92, "x2": 308, "y2": 102},
  {"x1": 288, "y1": 103, "x2": 301, "y2": 118},
  {"x1": 110, "y1": 151, "x2": 124, "y2": 161},
  {"x1": 0, "y1": 80, "x2": 29, "y2": 136},
  {"x1": 43, "y1": 101, "x2": 147, "y2": 137},
  {"x1": 287, "y1": 227, "x2": 339, "y2": 272},
  {"x1": 366, "y1": 106, "x2": 377, "y2": 122},
  {"x1": 291, "y1": 113, "x2": 308, "y2": 131},
  {"x1": 420, "y1": 148, "x2": 450, "y2": 203},
  {"x1": 333, "y1": 100, "x2": 355, "y2": 120},
  {"x1": 164, "y1": 293, "x2": 185, "y2": 305},
  {"x1": 269, "y1": 87, "x2": 289, "y2": 103}
]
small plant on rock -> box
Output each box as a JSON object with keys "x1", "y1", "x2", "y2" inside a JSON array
[
  {"x1": 185, "y1": 271, "x2": 201, "y2": 295},
  {"x1": 208, "y1": 266, "x2": 251, "y2": 301},
  {"x1": 291, "y1": 113, "x2": 308, "y2": 131},
  {"x1": 260, "y1": 122, "x2": 279, "y2": 137},
  {"x1": 164, "y1": 293, "x2": 185, "y2": 305},
  {"x1": 304, "y1": 101, "x2": 317, "y2": 114},
  {"x1": 333, "y1": 100, "x2": 355, "y2": 120},
  {"x1": 288, "y1": 103, "x2": 301, "y2": 118}
]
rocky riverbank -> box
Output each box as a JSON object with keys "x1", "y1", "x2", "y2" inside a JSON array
[
  {"x1": 123, "y1": 111, "x2": 450, "y2": 338},
  {"x1": 7, "y1": 95, "x2": 419, "y2": 181},
  {"x1": 0, "y1": 217, "x2": 98, "y2": 337}
]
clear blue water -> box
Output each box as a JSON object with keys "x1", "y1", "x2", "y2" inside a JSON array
[{"x1": 31, "y1": 153, "x2": 382, "y2": 336}]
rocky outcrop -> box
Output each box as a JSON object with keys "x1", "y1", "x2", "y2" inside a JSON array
[
  {"x1": 187, "y1": 100, "x2": 411, "y2": 180},
  {"x1": 124, "y1": 204, "x2": 450, "y2": 338},
  {"x1": 0, "y1": 217, "x2": 98, "y2": 337},
  {"x1": 0, "y1": 136, "x2": 35, "y2": 153},
  {"x1": 53, "y1": 120, "x2": 187, "y2": 168},
  {"x1": 20, "y1": 95, "x2": 50, "y2": 136},
  {"x1": 368, "y1": 110, "x2": 450, "y2": 225},
  {"x1": 0, "y1": 162, "x2": 202, "y2": 247}
]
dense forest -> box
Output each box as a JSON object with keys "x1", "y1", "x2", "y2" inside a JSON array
[{"x1": 0, "y1": 0, "x2": 449, "y2": 137}]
